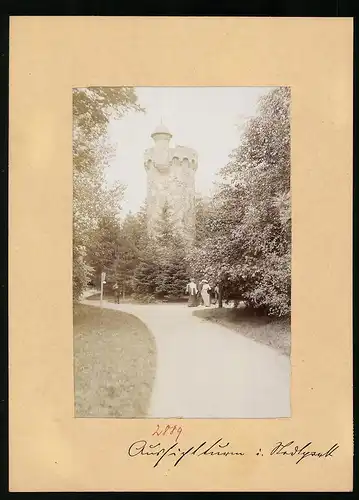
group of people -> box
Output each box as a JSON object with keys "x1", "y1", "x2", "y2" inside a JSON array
[
  {"x1": 110, "y1": 278, "x2": 218, "y2": 307},
  {"x1": 185, "y1": 278, "x2": 219, "y2": 308}
]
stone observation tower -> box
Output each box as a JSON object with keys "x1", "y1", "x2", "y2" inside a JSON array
[{"x1": 144, "y1": 124, "x2": 198, "y2": 244}]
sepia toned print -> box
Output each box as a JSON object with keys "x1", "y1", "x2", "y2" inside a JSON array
[{"x1": 73, "y1": 86, "x2": 291, "y2": 418}]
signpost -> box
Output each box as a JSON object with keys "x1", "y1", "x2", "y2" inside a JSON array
[{"x1": 100, "y1": 272, "x2": 106, "y2": 308}]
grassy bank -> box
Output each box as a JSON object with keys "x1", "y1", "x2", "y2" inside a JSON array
[
  {"x1": 73, "y1": 304, "x2": 157, "y2": 417},
  {"x1": 192, "y1": 306, "x2": 290, "y2": 357}
]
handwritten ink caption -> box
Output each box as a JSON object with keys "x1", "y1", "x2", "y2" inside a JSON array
[
  {"x1": 129, "y1": 437, "x2": 244, "y2": 468},
  {"x1": 270, "y1": 440, "x2": 340, "y2": 465},
  {"x1": 128, "y1": 429, "x2": 340, "y2": 468}
]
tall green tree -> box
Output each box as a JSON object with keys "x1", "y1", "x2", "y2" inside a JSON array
[
  {"x1": 191, "y1": 87, "x2": 291, "y2": 316},
  {"x1": 132, "y1": 240, "x2": 161, "y2": 300},
  {"x1": 132, "y1": 202, "x2": 189, "y2": 300},
  {"x1": 115, "y1": 208, "x2": 148, "y2": 296},
  {"x1": 72, "y1": 87, "x2": 143, "y2": 300},
  {"x1": 194, "y1": 194, "x2": 213, "y2": 245},
  {"x1": 153, "y1": 203, "x2": 188, "y2": 298},
  {"x1": 153, "y1": 201, "x2": 176, "y2": 247},
  {"x1": 86, "y1": 215, "x2": 122, "y2": 287}
]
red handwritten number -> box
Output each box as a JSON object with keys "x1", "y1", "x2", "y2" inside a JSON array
[
  {"x1": 152, "y1": 425, "x2": 161, "y2": 436},
  {"x1": 163, "y1": 425, "x2": 171, "y2": 436},
  {"x1": 151, "y1": 424, "x2": 182, "y2": 442}
]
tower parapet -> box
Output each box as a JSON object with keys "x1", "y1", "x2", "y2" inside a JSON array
[{"x1": 144, "y1": 145, "x2": 198, "y2": 172}]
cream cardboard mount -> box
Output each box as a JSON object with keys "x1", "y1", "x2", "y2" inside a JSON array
[{"x1": 9, "y1": 16, "x2": 353, "y2": 491}]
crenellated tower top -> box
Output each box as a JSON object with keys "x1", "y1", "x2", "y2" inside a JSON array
[{"x1": 144, "y1": 124, "x2": 198, "y2": 173}]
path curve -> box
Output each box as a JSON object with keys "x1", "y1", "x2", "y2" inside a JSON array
[{"x1": 81, "y1": 300, "x2": 291, "y2": 418}]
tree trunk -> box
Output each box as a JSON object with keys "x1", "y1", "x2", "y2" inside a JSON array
[{"x1": 218, "y1": 285, "x2": 223, "y2": 308}]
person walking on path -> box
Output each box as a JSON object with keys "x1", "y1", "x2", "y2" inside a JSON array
[
  {"x1": 201, "y1": 279, "x2": 212, "y2": 307},
  {"x1": 186, "y1": 278, "x2": 198, "y2": 307},
  {"x1": 197, "y1": 280, "x2": 204, "y2": 306},
  {"x1": 112, "y1": 282, "x2": 120, "y2": 304},
  {"x1": 213, "y1": 284, "x2": 220, "y2": 305}
]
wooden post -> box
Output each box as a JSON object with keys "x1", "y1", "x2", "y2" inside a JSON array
[
  {"x1": 100, "y1": 271, "x2": 106, "y2": 308},
  {"x1": 218, "y1": 284, "x2": 223, "y2": 308}
]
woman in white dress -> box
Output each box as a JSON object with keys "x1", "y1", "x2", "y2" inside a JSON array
[
  {"x1": 201, "y1": 280, "x2": 211, "y2": 307},
  {"x1": 186, "y1": 278, "x2": 198, "y2": 307}
]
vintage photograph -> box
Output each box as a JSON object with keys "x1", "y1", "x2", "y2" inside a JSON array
[{"x1": 73, "y1": 86, "x2": 291, "y2": 418}]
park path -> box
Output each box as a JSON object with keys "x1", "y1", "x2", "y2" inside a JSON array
[{"x1": 81, "y1": 299, "x2": 291, "y2": 419}]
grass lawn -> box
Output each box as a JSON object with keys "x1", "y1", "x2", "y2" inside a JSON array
[
  {"x1": 73, "y1": 304, "x2": 157, "y2": 417},
  {"x1": 192, "y1": 306, "x2": 291, "y2": 357}
]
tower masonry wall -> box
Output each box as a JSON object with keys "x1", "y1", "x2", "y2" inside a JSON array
[{"x1": 144, "y1": 144, "x2": 198, "y2": 244}]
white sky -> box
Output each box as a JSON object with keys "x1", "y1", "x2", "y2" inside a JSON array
[{"x1": 106, "y1": 86, "x2": 274, "y2": 214}]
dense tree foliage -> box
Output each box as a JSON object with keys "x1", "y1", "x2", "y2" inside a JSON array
[
  {"x1": 85, "y1": 206, "x2": 147, "y2": 294},
  {"x1": 85, "y1": 202, "x2": 188, "y2": 302},
  {"x1": 132, "y1": 203, "x2": 188, "y2": 301},
  {"x1": 194, "y1": 195, "x2": 213, "y2": 245},
  {"x1": 191, "y1": 87, "x2": 291, "y2": 316},
  {"x1": 73, "y1": 87, "x2": 143, "y2": 300}
]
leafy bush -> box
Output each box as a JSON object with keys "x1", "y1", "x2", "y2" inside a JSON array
[{"x1": 73, "y1": 245, "x2": 94, "y2": 301}]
